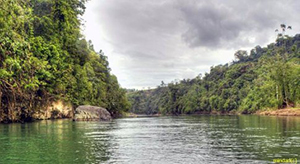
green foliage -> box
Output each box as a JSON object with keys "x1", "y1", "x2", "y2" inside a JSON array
[
  {"x1": 0, "y1": 0, "x2": 129, "y2": 122},
  {"x1": 128, "y1": 35, "x2": 300, "y2": 115}
]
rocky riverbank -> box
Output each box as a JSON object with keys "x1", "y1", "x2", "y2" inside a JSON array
[{"x1": 33, "y1": 100, "x2": 73, "y2": 120}]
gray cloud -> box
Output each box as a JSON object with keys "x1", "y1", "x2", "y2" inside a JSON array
[
  {"x1": 83, "y1": 0, "x2": 300, "y2": 89},
  {"x1": 178, "y1": 0, "x2": 295, "y2": 48},
  {"x1": 180, "y1": 1, "x2": 243, "y2": 48}
]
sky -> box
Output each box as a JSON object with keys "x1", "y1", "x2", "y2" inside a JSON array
[{"x1": 82, "y1": 0, "x2": 300, "y2": 89}]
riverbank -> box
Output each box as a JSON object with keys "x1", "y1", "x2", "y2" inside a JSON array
[
  {"x1": 122, "y1": 110, "x2": 237, "y2": 118},
  {"x1": 124, "y1": 108, "x2": 300, "y2": 118},
  {"x1": 256, "y1": 108, "x2": 300, "y2": 116},
  {"x1": 2, "y1": 108, "x2": 300, "y2": 124},
  {"x1": 122, "y1": 112, "x2": 161, "y2": 118}
]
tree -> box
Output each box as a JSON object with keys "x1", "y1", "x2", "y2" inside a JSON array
[
  {"x1": 0, "y1": 0, "x2": 130, "y2": 122},
  {"x1": 234, "y1": 50, "x2": 248, "y2": 62}
]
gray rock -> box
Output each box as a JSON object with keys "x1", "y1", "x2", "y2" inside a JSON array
[{"x1": 74, "y1": 105, "x2": 112, "y2": 121}]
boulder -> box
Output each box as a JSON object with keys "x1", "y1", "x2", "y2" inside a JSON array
[{"x1": 74, "y1": 105, "x2": 112, "y2": 121}]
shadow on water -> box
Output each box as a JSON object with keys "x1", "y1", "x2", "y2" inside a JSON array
[{"x1": 1, "y1": 115, "x2": 300, "y2": 163}]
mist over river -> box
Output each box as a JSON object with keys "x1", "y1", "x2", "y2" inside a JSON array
[{"x1": 1, "y1": 115, "x2": 300, "y2": 163}]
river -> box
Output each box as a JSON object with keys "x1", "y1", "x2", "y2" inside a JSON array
[{"x1": 0, "y1": 115, "x2": 300, "y2": 163}]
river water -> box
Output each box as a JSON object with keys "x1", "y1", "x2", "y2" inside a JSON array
[{"x1": 0, "y1": 115, "x2": 300, "y2": 163}]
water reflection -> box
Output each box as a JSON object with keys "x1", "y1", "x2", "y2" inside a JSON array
[
  {"x1": 1, "y1": 115, "x2": 300, "y2": 163},
  {"x1": 0, "y1": 120, "x2": 113, "y2": 163}
]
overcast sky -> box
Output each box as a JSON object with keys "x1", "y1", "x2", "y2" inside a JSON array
[{"x1": 82, "y1": 0, "x2": 299, "y2": 89}]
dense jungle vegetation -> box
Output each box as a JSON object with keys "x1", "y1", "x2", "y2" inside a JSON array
[
  {"x1": 0, "y1": 0, "x2": 130, "y2": 123},
  {"x1": 127, "y1": 34, "x2": 300, "y2": 115}
]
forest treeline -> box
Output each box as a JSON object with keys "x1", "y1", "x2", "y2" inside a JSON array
[
  {"x1": 127, "y1": 35, "x2": 300, "y2": 115},
  {"x1": 0, "y1": 0, "x2": 129, "y2": 123}
]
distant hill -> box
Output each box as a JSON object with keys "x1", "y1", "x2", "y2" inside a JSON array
[{"x1": 127, "y1": 35, "x2": 300, "y2": 115}]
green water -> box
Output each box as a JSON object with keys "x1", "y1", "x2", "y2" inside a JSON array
[{"x1": 0, "y1": 115, "x2": 300, "y2": 163}]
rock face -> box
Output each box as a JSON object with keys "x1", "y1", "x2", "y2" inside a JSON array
[
  {"x1": 33, "y1": 100, "x2": 73, "y2": 120},
  {"x1": 74, "y1": 105, "x2": 112, "y2": 121}
]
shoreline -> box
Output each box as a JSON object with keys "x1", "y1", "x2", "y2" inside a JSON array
[
  {"x1": 124, "y1": 108, "x2": 300, "y2": 118},
  {"x1": 255, "y1": 108, "x2": 300, "y2": 116},
  {"x1": 2, "y1": 108, "x2": 300, "y2": 124}
]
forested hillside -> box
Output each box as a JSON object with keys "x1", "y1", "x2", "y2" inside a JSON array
[
  {"x1": 128, "y1": 35, "x2": 300, "y2": 115},
  {"x1": 0, "y1": 0, "x2": 129, "y2": 123}
]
